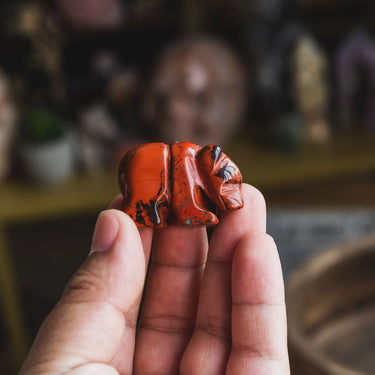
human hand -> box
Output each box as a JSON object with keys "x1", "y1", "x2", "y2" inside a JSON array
[{"x1": 19, "y1": 184, "x2": 290, "y2": 375}]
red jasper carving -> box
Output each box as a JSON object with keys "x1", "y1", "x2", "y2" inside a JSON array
[{"x1": 118, "y1": 142, "x2": 243, "y2": 227}]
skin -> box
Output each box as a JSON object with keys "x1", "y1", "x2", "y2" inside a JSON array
[{"x1": 19, "y1": 184, "x2": 290, "y2": 375}]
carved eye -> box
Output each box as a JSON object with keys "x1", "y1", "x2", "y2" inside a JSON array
[{"x1": 216, "y1": 165, "x2": 235, "y2": 181}]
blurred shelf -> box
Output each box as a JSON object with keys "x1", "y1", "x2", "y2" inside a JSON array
[
  {"x1": 1, "y1": 134, "x2": 375, "y2": 223},
  {"x1": 0, "y1": 168, "x2": 119, "y2": 224},
  {"x1": 264, "y1": 177, "x2": 375, "y2": 208},
  {"x1": 227, "y1": 134, "x2": 375, "y2": 189}
]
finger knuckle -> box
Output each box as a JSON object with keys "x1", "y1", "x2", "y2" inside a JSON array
[{"x1": 63, "y1": 266, "x2": 104, "y2": 300}]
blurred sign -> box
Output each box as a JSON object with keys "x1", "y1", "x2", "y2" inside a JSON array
[{"x1": 268, "y1": 209, "x2": 375, "y2": 277}]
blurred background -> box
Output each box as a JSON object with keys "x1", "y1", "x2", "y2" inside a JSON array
[{"x1": 0, "y1": 0, "x2": 375, "y2": 373}]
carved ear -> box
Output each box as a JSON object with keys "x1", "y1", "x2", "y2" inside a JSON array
[{"x1": 196, "y1": 145, "x2": 244, "y2": 211}]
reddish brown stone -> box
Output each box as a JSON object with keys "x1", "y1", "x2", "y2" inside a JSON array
[{"x1": 118, "y1": 142, "x2": 243, "y2": 227}]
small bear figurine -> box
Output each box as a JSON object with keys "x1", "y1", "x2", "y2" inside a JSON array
[{"x1": 118, "y1": 142, "x2": 243, "y2": 227}]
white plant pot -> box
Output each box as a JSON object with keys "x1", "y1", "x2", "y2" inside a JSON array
[{"x1": 20, "y1": 135, "x2": 74, "y2": 185}]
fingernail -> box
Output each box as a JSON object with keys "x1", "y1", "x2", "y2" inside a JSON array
[{"x1": 90, "y1": 211, "x2": 119, "y2": 254}]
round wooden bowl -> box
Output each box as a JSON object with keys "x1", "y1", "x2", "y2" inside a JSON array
[{"x1": 286, "y1": 235, "x2": 375, "y2": 375}]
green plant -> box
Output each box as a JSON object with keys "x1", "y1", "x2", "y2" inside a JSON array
[{"x1": 20, "y1": 109, "x2": 65, "y2": 144}]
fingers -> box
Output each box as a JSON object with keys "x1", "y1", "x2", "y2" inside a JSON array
[
  {"x1": 20, "y1": 209, "x2": 147, "y2": 375},
  {"x1": 134, "y1": 225, "x2": 208, "y2": 375},
  {"x1": 180, "y1": 184, "x2": 267, "y2": 374},
  {"x1": 226, "y1": 233, "x2": 290, "y2": 375}
]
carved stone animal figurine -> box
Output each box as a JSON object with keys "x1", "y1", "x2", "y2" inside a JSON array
[{"x1": 118, "y1": 142, "x2": 243, "y2": 227}]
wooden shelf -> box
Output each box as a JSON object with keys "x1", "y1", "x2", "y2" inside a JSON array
[
  {"x1": 227, "y1": 134, "x2": 375, "y2": 189},
  {"x1": 1, "y1": 135, "x2": 375, "y2": 223},
  {"x1": 0, "y1": 168, "x2": 119, "y2": 223}
]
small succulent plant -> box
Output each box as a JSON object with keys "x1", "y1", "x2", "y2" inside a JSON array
[{"x1": 20, "y1": 109, "x2": 65, "y2": 144}]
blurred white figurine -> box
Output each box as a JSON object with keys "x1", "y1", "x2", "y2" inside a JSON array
[
  {"x1": 291, "y1": 36, "x2": 330, "y2": 143},
  {"x1": 0, "y1": 71, "x2": 16, "y2": 181},
  {"x1": 78, "y1": 103, "x2": 120, "y2": 171}
]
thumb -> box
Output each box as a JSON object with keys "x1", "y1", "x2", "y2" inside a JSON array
[{"x1": 20, "y1": 209, "x2": 147, "y2": 375}]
